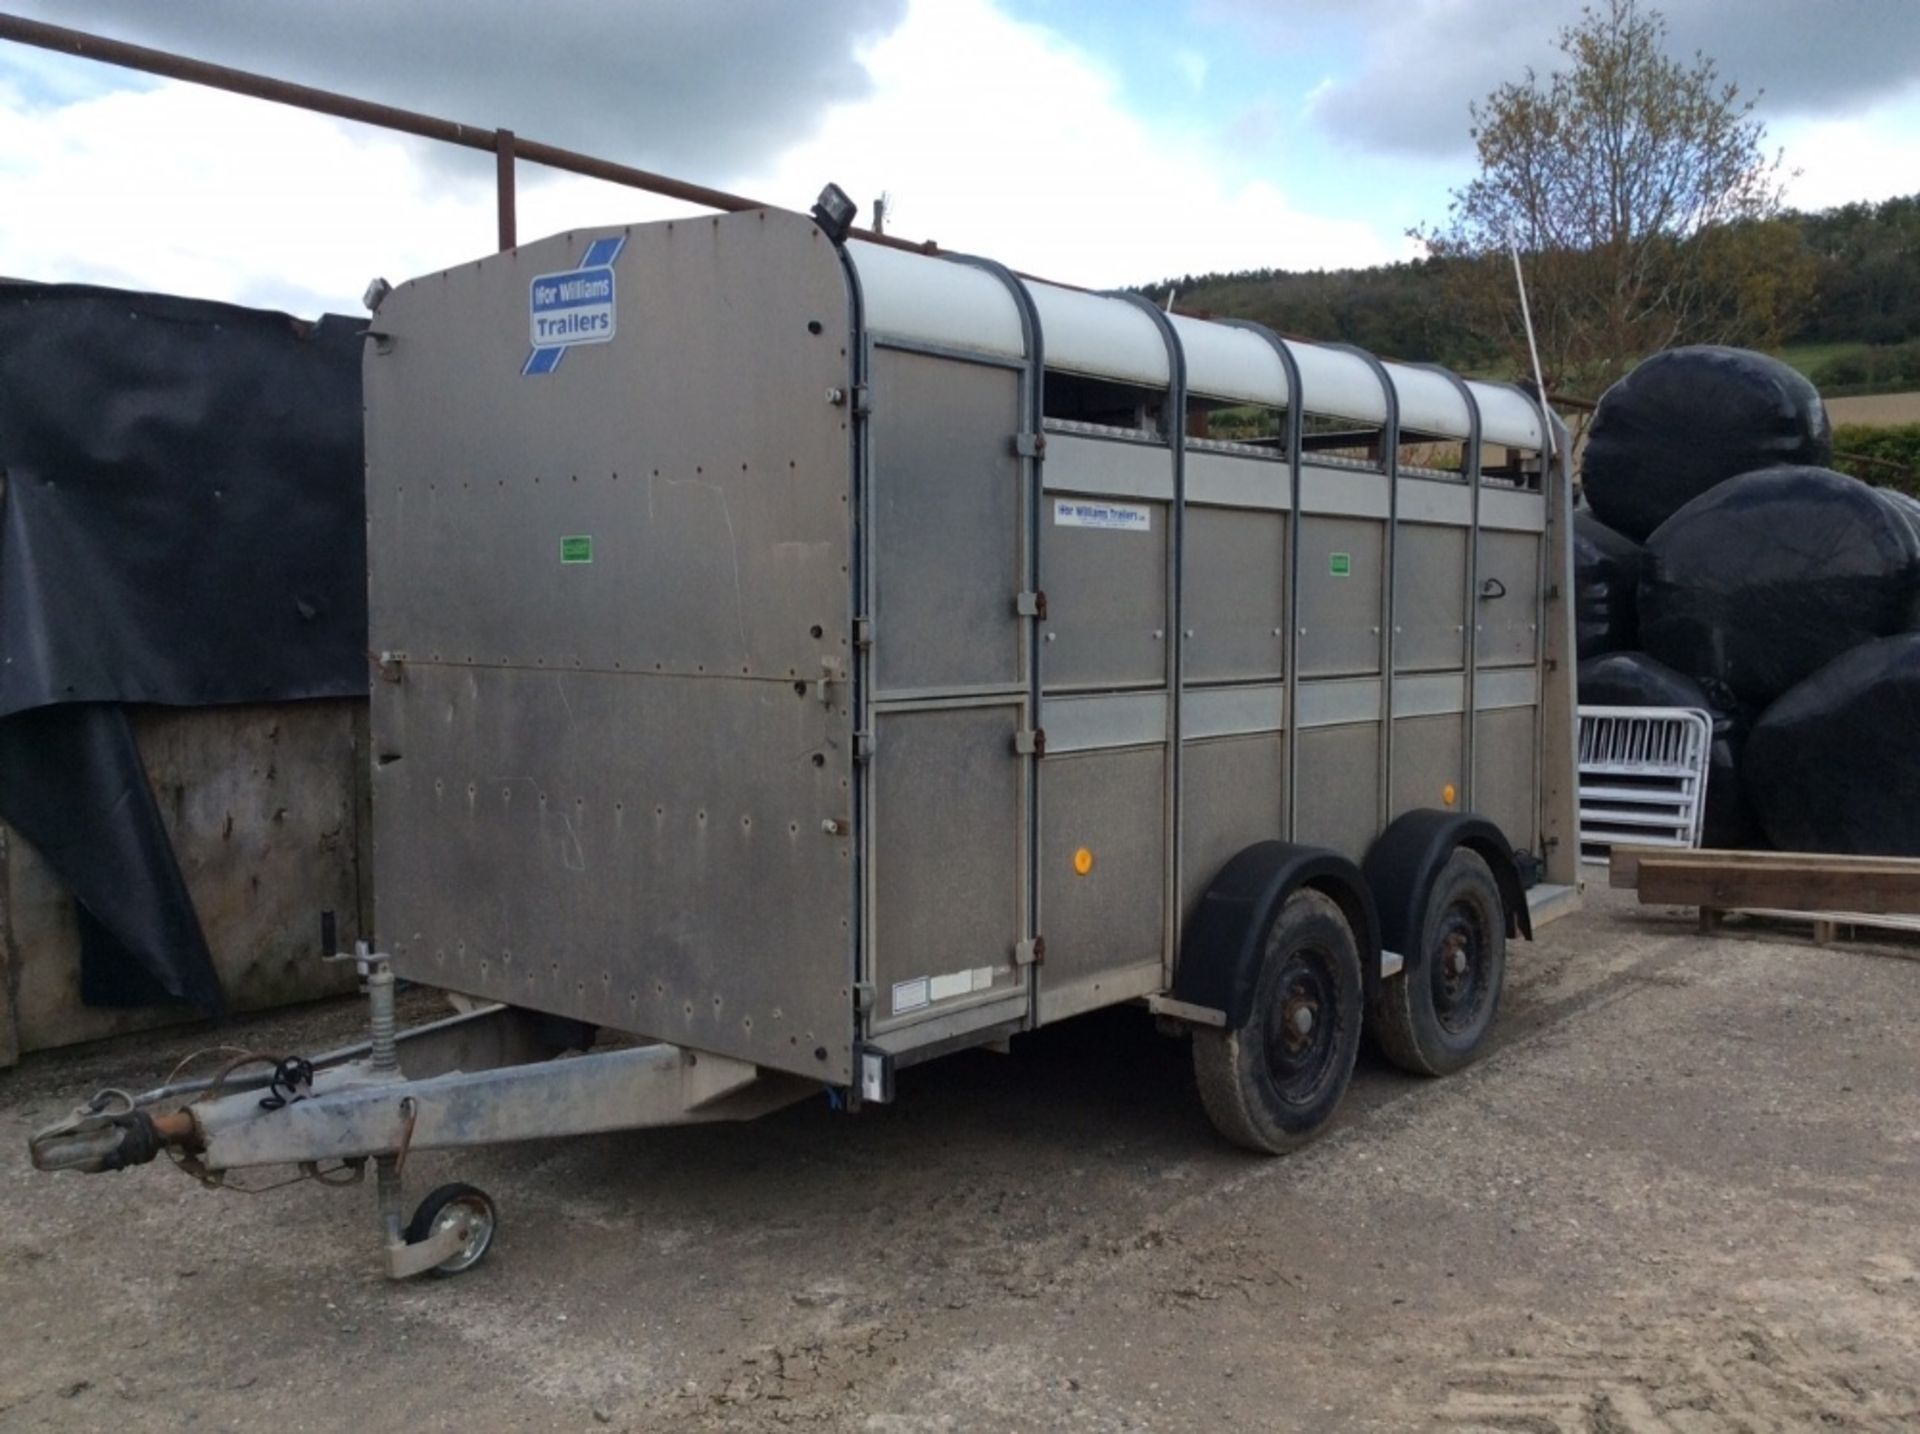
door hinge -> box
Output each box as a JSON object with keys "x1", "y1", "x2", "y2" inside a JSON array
[
  {"x1": 1014, "y1": 936, "x2": 1046, "y2": 967},
  {"x1": 854, "y1": 729, "x2": 876, "y2": 761},
  {"x1": 853, "y1": 616, "x2": 874, "y2": 650},
  {"x1": 1012, "y1": 727, "x2": 1046, "y2": 756},
  {"x1": 1014, "y1": 589, "x2": 1048, "y2": 619},
  {"x1": 1013, "y1": 432, "x2": 1046, "y2": 459},
  {"x1": 376, "y1": 651, "x2": 406, "y2": 683}
]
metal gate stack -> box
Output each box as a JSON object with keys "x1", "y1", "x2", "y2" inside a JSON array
[{"x1": 1576, "y1": 705, "x2": 1712, "y2": 858}]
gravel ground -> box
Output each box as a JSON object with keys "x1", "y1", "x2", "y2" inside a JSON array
[{"x1": 2, "y1": 882, "x2": 1917, "y2": 1432}]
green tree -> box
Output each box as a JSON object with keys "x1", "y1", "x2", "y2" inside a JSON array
[
  {"x1": 1418, "y1": 0, "x2": 1807, "y2": 399},
  {"x1": 1792, "y1": 194, "x2": 1920, "y2": 345}
]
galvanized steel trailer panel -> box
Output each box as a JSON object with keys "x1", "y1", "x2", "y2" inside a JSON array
[
  {"x1": 367, "y1": 212, "x2": 860, "y2": 1085},
  {"x1": 364, "y1": 208, "x2": 1577, "y2": 1089}
]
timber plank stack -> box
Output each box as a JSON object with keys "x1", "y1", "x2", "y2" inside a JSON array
[{"x1": 1610, "y1": 845, "x2": 1920, "y2": 947}]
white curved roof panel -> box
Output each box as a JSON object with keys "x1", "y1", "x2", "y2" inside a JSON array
[
  {"x1": 1167, "y1": 313, "x2": 1290, "y2": 407},
  {"x1": 1467, "y1": 382, "x2": 1546, "y2": 450},
  {"x1": 845, "y1": 241, "x2": 1026, "y2": 360},
  {"x1": 1282, "y1": 339, "x2": 1388, "y2": 426},
  {"x1": 842, "y1": 240, "x2": 1550, "y2": 450},
  {"x1": 1385, "y1": 363, "x2": 1472, "y2": 439},
  {"x1": 1025, "y1": 281, "x2": 1170, "y2": 387}
]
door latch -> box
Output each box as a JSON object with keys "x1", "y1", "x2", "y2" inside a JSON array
[
  {"x1": 826, "y1": 384, "x2": 871, "y2": 415},
  {"x1": 817, "y1": 655, "x2": 846, "y2": 704}
]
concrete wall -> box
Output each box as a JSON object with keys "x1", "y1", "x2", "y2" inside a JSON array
[{"x1": 0, "y1": 699, "x2": 371, "y2": 1064}]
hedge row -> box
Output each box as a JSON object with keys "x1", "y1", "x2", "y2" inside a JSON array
[
  {"x1": 1808, "y1": 340, "x2": 1920, "y2": 392},
  {"x1": 1832, "y1": 423, "x2": 1920, "y2": 497}
]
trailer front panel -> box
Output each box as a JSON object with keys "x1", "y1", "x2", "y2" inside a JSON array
[{"x1": 366, "y1": 213, "x2": 862, "y2": 1084}]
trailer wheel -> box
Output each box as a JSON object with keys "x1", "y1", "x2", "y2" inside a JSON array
[
  {"x1": 1192, "y1": 887, "x2": 1362, "y2": 1154},
  {"x1": 404, "y1": 1182, "x2": 498, "y2": 1276},
  {"x1": 1371, "y1": 848, "x2": 1505, "y2": 1076}
]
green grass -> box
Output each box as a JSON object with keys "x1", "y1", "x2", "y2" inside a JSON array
[
  {"x1": 1773, "y1": 340, "x2": 1920, "y2": 397},
  {"x1": 1773, "y1": 341, "x2": 1872, "y2": 381}
]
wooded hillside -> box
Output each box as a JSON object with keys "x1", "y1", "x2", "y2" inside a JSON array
[{"x1": 1140, "y1": 193, "x2": 1920, "y2": 398}]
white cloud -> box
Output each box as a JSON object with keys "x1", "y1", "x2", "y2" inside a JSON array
[
  {"x1": 0, "y1": 0, "x2": 1410, "y2": 314},
  {"x1": 740, "y1": 0, "x2": 1408, "y2": 284},
  {"x1": 0, "y1": 78, "x2": 704, "y2": 312},
  {"x1": 1777, "y1": 95, "x2": 1920, "y2": 212},
  {"x1": 1243, "y1": 0, "x2": 1920, "y2": 159}
]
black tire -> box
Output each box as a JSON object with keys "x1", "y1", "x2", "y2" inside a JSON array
[
  {"x1": 1192, "y1": 887, "x2": 1363, "y2": 1154},
  {"x1": 1371, "y1": 848, "x2": 1506, "y2": 1077},
  {"x1": 404, "y1": 1182, "x2": 498, "y2": 1276}
]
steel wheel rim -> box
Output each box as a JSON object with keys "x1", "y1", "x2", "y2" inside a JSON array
[
  {"x1": 434, "y1": 1196, "x2": 495, "y2": 1273},
  {"x1": 1260, "y1": 947, "x2": 1342, "y2": 1108},
  {"x1": 1430, "y1": 897, "x2": 1492, "y2": 1035}
]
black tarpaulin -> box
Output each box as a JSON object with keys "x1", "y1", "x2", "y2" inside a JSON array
[
  {"x1": 0, "y1": 284, "x2": 367, "y2": 715},
  {"x1": 0, "y1": 704, "x2": 223, "y2": 1010},
  {"x1": 0, "y1": 283, "x2": 366, "y2": 1009}
]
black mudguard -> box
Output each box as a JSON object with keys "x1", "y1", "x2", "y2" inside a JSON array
[
  {"x1": 1362, "y1": 809, "x2": 1532, "y2": 962},
  {"x1": 1175, "y1": 841, "x2": 1381, "y2": 1027}
]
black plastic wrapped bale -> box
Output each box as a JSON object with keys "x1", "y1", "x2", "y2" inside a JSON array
[
  {"x1": 1699, "y1": 735, "x2": 1758, "y2": 849},
  {"x1": 1577, "y1": 651, "x2": 1759, "y2": 849},
  {"x1": 1746, "y1": 634, "x2": 1920, "y2": 855},
  {"x1": 1582, "y1": 346, "x2": 1832, "y2": 542},
  {"x1": 1639, "y1": 466, "x2": 1920, "y2": 709},
  {"x1": 1572, "y1": 511, "x2": 1643, "y2": 659},
  {"x1": 1881, "y1": 485, "x2": 1920, "y2": 542},
  {"x1": 1577, "y1": 650, "x2": 1702, "y2": 710}
]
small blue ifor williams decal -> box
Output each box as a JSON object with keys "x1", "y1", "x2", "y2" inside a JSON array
[{"x1": 522, "y1": 234, "x2": 625, "y2": 376}]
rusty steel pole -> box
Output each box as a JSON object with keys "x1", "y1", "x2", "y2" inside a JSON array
[
  {"x1": 0, "y1": 10, "x2": 935, "y2": 255},
  {"x1": 494, "y1": 129, "x2": 516, "y2": 251}
]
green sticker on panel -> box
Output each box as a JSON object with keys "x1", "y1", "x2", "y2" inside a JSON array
[
  {"x1": 561, "y1": 535, "x2": 593, "y2": 565},
  {"x1": 1328, "y1": 551, "x2": 1352, "y2": 577}
]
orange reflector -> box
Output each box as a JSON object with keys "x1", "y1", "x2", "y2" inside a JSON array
[
  {"x1": 1442, "y1": 783, "x2": 1458, "y2": 807},
  {"x1": 1073, "y1": 847, "x2": 1095, "y2": 876}
]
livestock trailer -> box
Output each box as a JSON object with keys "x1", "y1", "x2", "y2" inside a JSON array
[{"x1": 33, "y1": 198, "x2": 1579, "y2": 1278}]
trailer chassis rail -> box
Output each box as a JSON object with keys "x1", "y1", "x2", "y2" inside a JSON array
[{"x1": 29, "y1": 950, "x2": 817, "y2": 1279}]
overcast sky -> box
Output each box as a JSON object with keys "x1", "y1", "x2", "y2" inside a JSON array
[{"x1": 2, "y1": 0, "x2": 1916, "y2": 315}]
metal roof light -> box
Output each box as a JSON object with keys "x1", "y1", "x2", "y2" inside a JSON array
[{"x1": 810, "y1": 182, "x2": 858, "y2": 245}]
